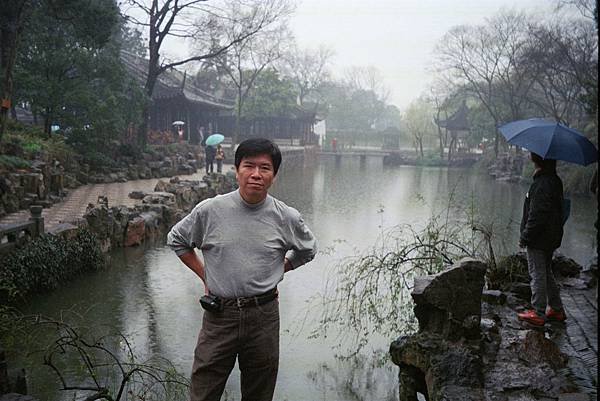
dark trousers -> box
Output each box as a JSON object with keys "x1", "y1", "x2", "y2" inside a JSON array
[
  {"x1": 189, "y1": 299, "x2": 280, "y2": 401},
  {"x1": 205, "y1": 159, "x2": 214, "y2": 174}
]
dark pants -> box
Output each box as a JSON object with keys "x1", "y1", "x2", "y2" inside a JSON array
[
  {"x1": 205, "y1": 159, "x2": 214, "y2": 174},
  {"x1": 216, "y1": 159, "x2": 223, "y2": 173},
  {"x1": 189, "y1": 299, "x2": 280, "y2": 401},
  {"x1": 526, "y1": 247, "x2": 563, "y2": 314}
]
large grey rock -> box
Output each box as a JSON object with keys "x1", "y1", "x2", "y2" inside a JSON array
[{"x1": 412, "y1": 258, "x2": 487, "y2": 340}]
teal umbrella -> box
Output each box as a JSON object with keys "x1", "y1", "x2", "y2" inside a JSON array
[{"x1": 205, "y1": 133, "x2": 225, "y2": 146}]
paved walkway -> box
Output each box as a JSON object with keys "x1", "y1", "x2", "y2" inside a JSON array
[
  {"x1": 0, "y1": 165, "x2": 234, "y2": 231},
  {"x1": 556, "y1": 285, "x2": 598, "y2": 398}
]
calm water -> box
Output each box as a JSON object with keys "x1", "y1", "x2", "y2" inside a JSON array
[{"x1": 19, "y1": 155, "x2": 597, "y2": 401}]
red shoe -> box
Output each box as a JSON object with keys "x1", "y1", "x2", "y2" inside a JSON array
[
  {"x1": 517, "y1": 310, "x2": 545, "y2": 326},
  {"x1": 546, "y1": 307, "x2": 567, "y2": 322}
]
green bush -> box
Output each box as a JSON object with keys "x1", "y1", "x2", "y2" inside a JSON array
[
  {"x1": 0, "y1": 155, "x2": 30, "y2": 169},
  {"x1": 0, "y1": 229, "x2": 105, "y2": 303}
]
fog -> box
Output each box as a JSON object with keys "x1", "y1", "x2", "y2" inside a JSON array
[{"x1": 289, "y1": 0, "x2": 561, "y2": 109}]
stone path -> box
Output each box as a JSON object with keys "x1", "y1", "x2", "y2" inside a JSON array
[
  {"x1": 0, "y1": 164, "x2": 234, "y2": 231},
  {"x1": 555, "y1": 286, "x2": 598, "y2": 398}
]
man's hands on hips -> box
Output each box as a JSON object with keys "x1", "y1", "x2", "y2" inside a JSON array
[{"x1": 284, "y1": 258, "x2": 293, "y2": 273}]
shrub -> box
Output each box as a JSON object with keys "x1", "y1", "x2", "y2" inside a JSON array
[
  {"x1": 0, "y1": 229, "x2": 105, "y2": 303},
  {"x1": 0, "y1": 155, "x2": 30, "y2": 170}
]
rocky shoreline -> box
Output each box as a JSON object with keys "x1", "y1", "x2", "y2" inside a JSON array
[{"x1": 390, "y1": 254, "x2": 597, "y2": 401}]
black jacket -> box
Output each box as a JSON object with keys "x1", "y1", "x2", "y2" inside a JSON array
[{"x1": 520, "y1": 169, "x2": 564, "y2": 251}]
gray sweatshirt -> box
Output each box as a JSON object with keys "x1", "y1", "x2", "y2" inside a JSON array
[{"x1": 167, "y1": 189, "x2": 317, "y2": 298}]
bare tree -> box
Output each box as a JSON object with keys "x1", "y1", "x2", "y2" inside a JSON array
[
  {"x1": 428, "y1": 80, "x2": 453, "y2": 160},
  {"x1": 490, "y1": 11, "x2": 540, "y2": 122},
  {"x1": 122, "y1": 0, "x2": 291, "y2": 146},
  {"x1": 195, "y1": 0, "x2": 293, "y2": 146},
  {"x1": 436, "y1": 24, "x2": 506, "y2": 156},
  {"x1": 553, "y1": 0, "x2": 597, "y2": 20},
  {"x1": 282, "y1": 44, "x2": 334, "y2": 106},
  {"x1": 404, "y1": 96, "x2": 435, "y2": 159},
  {"x1": 524, "y1": 19, "x2": 597, "y2": 126},
  {"x1": 344, "y1": 65, "x2": 390, "y2": 104}
]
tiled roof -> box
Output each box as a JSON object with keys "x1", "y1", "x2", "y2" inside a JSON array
[{"x1": 120, "y1": 50, "x2": 234, "y2": 110}]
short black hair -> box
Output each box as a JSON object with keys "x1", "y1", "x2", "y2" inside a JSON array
[
  {"x1": 530, "y1": 152, "x2": 556, "y2": 171},
  {"x1": 235, "y1": 138, "x2": 282, "y2": 175}
]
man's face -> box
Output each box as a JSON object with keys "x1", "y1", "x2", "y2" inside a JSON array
[{"x1": 236, "y1": 154, "x2": 276, "y2": 204}]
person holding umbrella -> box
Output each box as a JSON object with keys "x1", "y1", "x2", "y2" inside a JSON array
[
  {"x1": 205, "y1": 145, "x2": 216, "y2": 175},
  {"x1": 498, "y1": 118, "x2": 598, "y2": 326},
  {"x1": 517, "y1": 152, "x2": 566, "y2": 326}
]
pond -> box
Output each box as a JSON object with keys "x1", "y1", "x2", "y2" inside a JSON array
[{"x1": 20, "y1": 155, "x2": 597, "y2": 401}]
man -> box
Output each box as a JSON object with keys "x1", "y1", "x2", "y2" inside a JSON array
[
  {"x1": 167, "y1": 138, "x2": 317, "y2": 401},
  {"x1": 517, "y1": 152, "x2": 566, "y2": 326}
]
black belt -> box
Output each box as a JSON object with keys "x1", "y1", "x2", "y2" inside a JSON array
[{"x1": 220, "y1": 288, "x2": 278, "y2": 308}]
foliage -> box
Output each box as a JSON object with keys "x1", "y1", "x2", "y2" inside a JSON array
[
  {"x1": 404, "y1": 96, "x2": 436, "y2": 158},
  {"x1": 1, "y1": 121, "x2": 78, "y2": 168},
  {"x1": 0, "y1": 154, "x2": 30, "y2": 170},
  {"x1": 243, "y1": 68, "x2": 296, "y2": 118},
  {"x1": 486, "y1": 253, "x2": 528, "y2": 291},
  {"x1": 312, "y1": 198, "x2": 499, "y2": 356},
  {"x1": 0, "y1": 229, "x2": 105, "y2": 303},
  {"x1": 12, "y1": 0, "x2": 146, "y2": 155}
]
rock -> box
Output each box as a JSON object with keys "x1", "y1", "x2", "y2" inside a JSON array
[
  {"x1": 84, "y1": 205, "x2": 114, "y2": 252},
  {"x1": 390, "y1": 333, "x2": 483, "y2": 401},
  {"x1": 482, "y1": 290, "x2": 507, "y2": 305},
  {"x1": 141, "y1": 211, "x2": 161, "y2": 237},
  {"x1": 142, "y1": 192, "x2": 176, "y2": 206},
  {"x1": 0, "y1": 394, "x2": 38, "y2": 401},
  {"x1": 129, "y1": 191, "x2": 147, "y2": 200},
  {"x1": 552, "y1": 254, "x2": 581, "y2": 277},
  {"x1": 521, "y1": 330, "x2": 567, "y2": 370},
  {"x1": 124, "y1": 216, "x2": 145, "y2": 247},
  {"x1": 558, "y1": 394, "x2": 591, "y2": 401},
  {"x1": 487, "y1": 253, "x2": 528, "y2": 291},
  {"x1": 48, "y1": 223, "x2": 80, "y2": 240},
  {"x1": 508, "y1": 282, "x2": 531, "y2": 301},
  {"x1": 561, "y1": 277, "x2": 588, "y2": 289},
  {"x1": 412, "y1": 258, "x2": 487, "y2": 340}
]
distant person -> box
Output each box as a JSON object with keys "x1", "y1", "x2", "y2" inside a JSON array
[
  {"x1": 331, "y1": 137, "x2": 337, "y2": 153},
  {"x1": 178, "y1": 126, "x2": 185, "y2": 142},
  {"x1": 167, "y1": 138, "x2": 317, "y2": 401},
  {"x1": 517, "y1": 152, "x2": 566, "y2": 326},
  {"x1": 215, "y1": 144, "x2": 225, "y2": 173},
  {"x1": 205, "y1": 145, "x2": 216, "y2": 175},
  {"x1": 198, "y1": 126, "x2": 205, "y2": 146}
]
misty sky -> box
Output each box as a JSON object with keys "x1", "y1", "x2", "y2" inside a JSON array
[{"x1": 289, "y1": 0, "x2": 557, "y2": 110}]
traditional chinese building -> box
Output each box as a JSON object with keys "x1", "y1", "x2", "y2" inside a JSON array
[
  {"x1": 121, "y1": 51, "x2": 318, "y2": 145},
  {"x1": 434, "y1": 100, "x2": 470, "y2": 155},
  {"x1": 121, "y1": 50, "x2": 234, "y2": 144}
]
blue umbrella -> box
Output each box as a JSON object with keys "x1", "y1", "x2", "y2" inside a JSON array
[
  {"x1": 498, "y1": 118, "x2": 598, "y2": 165},
  {"x1": 205, "y1": 133, "x2": 225, "y2": 147}
]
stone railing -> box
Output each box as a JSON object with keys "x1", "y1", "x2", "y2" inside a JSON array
[{"x1": 0, "y1": 206, "x2": 44, "y2": 255}]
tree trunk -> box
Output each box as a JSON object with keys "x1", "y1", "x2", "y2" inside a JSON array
[
  {"x1": 234, "y1": 86, "x2": 243, "y2": 148},
  {"x1": 44, "y1": 109, "x2": 51, "y2": 138},
  {"x1": 0, "y1": 2, "x2": 27, "y2": 141},
  {"x1": 493, "y1": 118, "x2": 500, "y2": 157}
]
